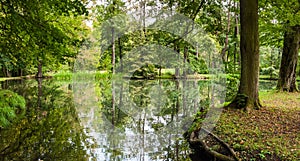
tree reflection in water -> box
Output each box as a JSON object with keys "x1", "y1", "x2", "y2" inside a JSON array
[
  {"x1": 0, "y1": 78, "x2": 225, "y2": 161},
  {"x1": 0, "y1": 79, "x2": 91, "y2": 161},
  {"x1": 73, "y1": 77, "x2": 216, "y2": 161}
]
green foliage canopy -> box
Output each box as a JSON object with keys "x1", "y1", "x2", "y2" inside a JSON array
[{"x1": 0, "y1": 0, "x2": 89, "y2": 76}]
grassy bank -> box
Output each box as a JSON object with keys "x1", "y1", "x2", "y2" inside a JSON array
[
  {"x1": 214, "y1": 91, "x2": 299, "y2": 160},
  {"x1": 0, "y1": 77, "x2": 16, "y2": 81},
  {"x1": 0, "y1": 75, "x2": 35, "y2": 82},
  {"x1": 50, "y1": 71, "x2": 110, "y2": 80}
]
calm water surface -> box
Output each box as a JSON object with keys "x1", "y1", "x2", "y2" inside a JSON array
[{"x1": 0, "y1": 78, "x2": 285, "y2": 161}]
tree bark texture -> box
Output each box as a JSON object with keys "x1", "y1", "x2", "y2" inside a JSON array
[
  {"x1": 277, "y1": 25, "x2": 300, "y2": 92},
  {"x1": 229, "y1": 0, "x2": 261, "y2": 109}
]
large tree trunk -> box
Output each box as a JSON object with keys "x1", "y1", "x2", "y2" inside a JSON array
[
  {"x1": 277, "y1": 25, "x2": 300, "y2": 92},
  {"x1": 228, "y1": 0, "x2": 261, "y2": 110}
]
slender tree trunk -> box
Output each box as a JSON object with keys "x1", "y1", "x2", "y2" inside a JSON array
[
  {"x1": 37, "y1": 78, "x2": 43, "y2": 108},
  {"x1": 19, "y1": 69, "x2": 23, "y2": 77},
  {"x1": 118, "y1": 37, "x2": 123, "y2": 72},
  {"x1": 36, "y1": 60, "x2": 43, "y2": 78},
  {"x1": 159, "y1": 67, "x2": 162, "y2": 76},
  {"x1": 270, "y1": 48, "x2": 275, "y2": 79},
  {"x1": 112, "y1": 28, "x2": 115, "y2": 74},
  {"x1": 3, "y1": 68, "x2": 11, "y2": 77},
  {"x1": 227, "y1": 46, "x2": 230, "y2": 71},
  {"x1": 142, "y1": 0, "x2": 146, "y2": 37},
  {"x1": 235, "y1": 2, "x2": 241, "y2": 69},
  {"x1": 228, "y1": 0, "x2": 261, "y2": 110},
  {"x1": 277, "y1": 25, "x2": 300, "y2": 92},
  {"x1": 233, "y1": 35, "x2": 237, "y2": 74},
  {"x1": 111, "y1": 81, "x2": 115, "y2": 125},
  {"x1": 221, "y1": 0, "x2": 232, "y2": 72},
  {"x1": 111, "y1": 1, "x2": 116, "y2": 74},
  {"x1": 117, "y1": 81, "x2": 123, "y2": 122},
  {"x1": 1, "y1": 79, "x2": 8, "y2": 89},
  {"x1": 183, "y1": 47, "x2": 188, "y2": 78},
  {"x1": 233, "y1": 1, "x2": 239, "y2": 74},
  {"x1": 175, "y1": 43, "x2": 180, "y2": 77},
  {"x1": 175, "y1": 80, "x2": 180, "y2": 113},
  {"x1": 2, "y1": 68, "x2": 7, "y2": 77}
]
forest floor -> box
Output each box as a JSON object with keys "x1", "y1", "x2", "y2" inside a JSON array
[{"x1": 214, "y1": 91, "x2": 300, "y2": 161}]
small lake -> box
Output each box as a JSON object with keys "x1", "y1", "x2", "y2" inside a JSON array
[{"x1": 0, "y1": 77, "x2": 293, "y2": 161}]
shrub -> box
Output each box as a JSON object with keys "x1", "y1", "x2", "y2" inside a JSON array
[{"x1": 0, "y1": 90, "x2": 26, "y2": 128}]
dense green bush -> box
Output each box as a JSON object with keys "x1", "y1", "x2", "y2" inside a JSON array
[
  {"x1": 260, "y1": 66, "x2": 279, "y2": 78},
  {"x1": 189, "y1": 55, "x2": 209, "y2": 74},
  {"x1": 0, "y1": 90, "x2": 26, "y2": 128}
]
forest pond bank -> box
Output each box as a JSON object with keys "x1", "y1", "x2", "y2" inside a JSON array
[{"x1": 0, "y1": 78, "x2": 299, "y2": 160}]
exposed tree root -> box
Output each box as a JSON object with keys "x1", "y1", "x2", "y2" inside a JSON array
[
  {"x1": 202, "y1": 128, "x2": 240, "y2": 161},
  {"x1": 225, "y1": 94, "x2": 262, "y2": 110},
  {"x1": 188, "y1": 128, "x2": 240, "y2": 161}
]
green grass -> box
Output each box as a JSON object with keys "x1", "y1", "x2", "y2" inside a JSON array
[
  {"x1": 52, "y1": 71, "x2": 110, "y2": 81},
  {"x1": 214, "y1": 91, "x2": 300, "y2": 160},
  {"x1": 160, "y1": 68, "x2": 175, "y2": 74},
  {"x1": 0, "y1": 75, "x2": 34, "y2": 82},
  {"x1": 259, "y1": 75, "x2": 278, "y2": 80},
  {"x1": 52, "y1": 71, "x2": 73, "y2": 80},
  {"x1": 0, "y1": 77, "x2": 22, "y2": 81},
  {"x1": 0, "y1": 78, "x2": 7, "y2": 81}
]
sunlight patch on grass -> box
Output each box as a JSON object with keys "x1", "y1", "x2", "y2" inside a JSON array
[{"x1": 260, "y1": 91, "x2": 300, "y2": 110}]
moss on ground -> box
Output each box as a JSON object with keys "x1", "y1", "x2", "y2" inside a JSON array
[{"x1": 214, "y1": 91, "x2": 299, "y2": 161}]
